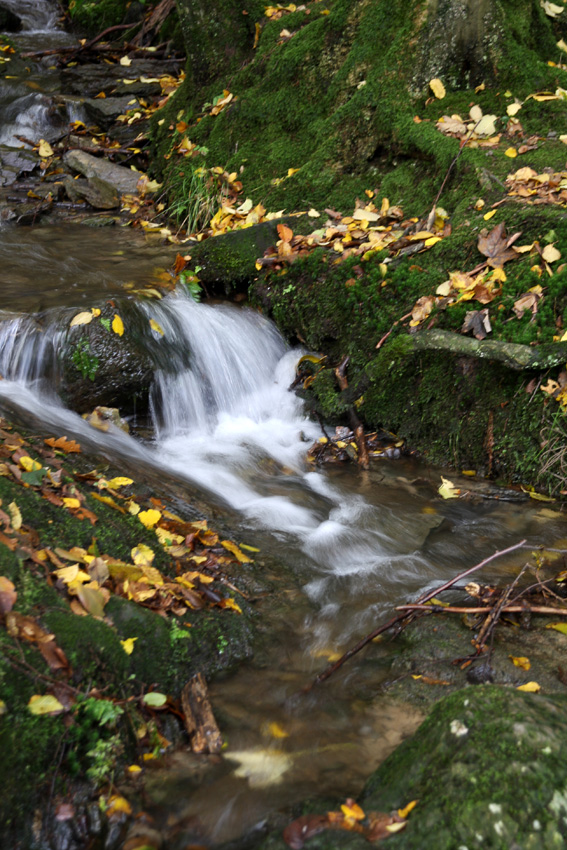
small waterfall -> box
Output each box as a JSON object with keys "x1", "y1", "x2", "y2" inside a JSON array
[
  {"x1": 0, "y1": 0, "x2": 60, "y2": 31},
  {"x1": 0, "y1": 289, "x2": 453, "y2": 654}
]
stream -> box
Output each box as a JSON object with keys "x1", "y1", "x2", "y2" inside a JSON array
[{"x1": 2, "y1": 3, "x2": 567, "y2": 847}]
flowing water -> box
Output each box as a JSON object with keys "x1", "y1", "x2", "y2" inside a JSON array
[{"x1": 1, "y1": 3, "x2": 567, "y2": 845}]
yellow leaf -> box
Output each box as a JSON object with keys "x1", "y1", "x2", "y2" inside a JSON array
[
  {"x1": 112, "y1": 314, "x2": 124, "y2": 336},
  {"x1": 149, "y1": 318, "x2": 164, "y2": 336},
  {"x1": 8, "y1": 502, "x2": 21, "y2": 530},
  {"x1": 91, "y1": 308, "x2": 101, "y2": 317},
  {"x1": 240, "y1": 543, "x2": 260, "y2": 552},
  {"x1": 28, "y1": 694, "x2": 65, "y2": 715},
  {"x1": 520, "y1": 485, "x2": 554, "y2": 502},
  {"x1": 546, "y1": 622, "x2": 567, "y2": 634},
  {"x1": 131, "y1": 544, "x2": 155, "y2": 566},
  {"x1": 138, "y1": 509, "x2": 161, "y2": 528},
  {"x1": 120, "y1": 637, "x2": 137, "y2": 655},
  {"x1": 63, "y1": 497, "x2": 81, "y2": 509},
  {"x1": 542, "y1": 244, "x2": 561, "y2": 263},
  {"x1": 507, "y1": 102, "x2": 522, "y2": 116},
  {"x1": 38, "y1": 139, "x2": 54, "y2": 158},
  {"x1": 127, "y1": 764, "x2": 142, "y2": 775},
  {"x1": 516, "y1": 682, "x2": 541, "y2": 693},
  {"x1": 267, "y1": 722, "x2": 289, "y2": 738},
  {"x1": 106, "y1": 795, "x2": 132, "y2": 817},
  {"x1": 509, "y1": 655, "x2": 531, "y2": 670},
  {"x1": 106, "y1": 477, "x2": 133, "y2": 488},
  {"x1": 461, "y1": 469, "x2": 476, "y2": 476},
  {"x1": 287, "y1": 168, "x2": 300, "y2": 177},
  {"x1": 424, "y1": 236, "x2": 442, "y2": 247},
  {"x1": 19, "y1": 456, "x2": 42, "y2": 472},
  {"x1": 429, "y1": 78, "x2": 446, "y2": 99},
  {"x1": 221, "y1": 540, "x2": 253, "y2": 562},
  {"x1": 56, "y1": 565, "x2": 90, "y2": 585},
  {"x1": 398, "y1": 800, "x2": 418, "y2": 819},
  {"x1": 484, "y1": 210, "x2": 497, "y2": 220},
  {"x1": 119, "y1": 55, "x2": 132, "y2": 66},
  {"x1": 438, "y1": 477, "x2": 460, "y2": 499},
  {"x1": 505, "y1": 147, "x2": 518, "y2": 158},
  {"x1": 127, "y1": 500, "x2": 140, "y2": 515},
  {"x1": 70, "y1": 311, "x2": 94, "y2": 327},
  {"x1": 386, "y1": 822, "x2": 407, "y2": 834},
  {"x1": 221, "y1": 597, "x2": 242, "y2": 614},
  {"x1": 341, "y1": 802, "x2": 365, "y2": 822},
  {"x1": 0, "y1": 699, "x2": 7, "y2": 715}
]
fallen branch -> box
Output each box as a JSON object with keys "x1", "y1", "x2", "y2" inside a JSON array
[
  {"x1": 307, "y1": 539, "x2": 526, "y2": 689},
  {"x1": 399, "y1": 328, "x2": 567, "y2": 371},
  {"x1": 396, "y1": 603, "x2": 567, "y2": 616}
]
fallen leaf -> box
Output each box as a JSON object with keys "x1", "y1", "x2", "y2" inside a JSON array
[
  {"x1": 221, "y1": 540, "x2": 253, "y2": 562},
  {"x1": 44, "y1": 436, "x2": 81, "y2": 453},
  {"x1": 546, "y1": 622, "x2": 567, "y2": 634},
  {"x1": 438, "y1": 477, "x2": 460, "y2": 499},
  {"x1": 397, "y1": 800, "x2": 418, "y2": 819},
  {"x1": 138, "y1": 509, "x2": 161, "y2": 528},
  {"x1": 143, "y1": 691, "x2": 167, "y2": 708},
  {"x1": 70, "y1": 311, "x2": 93, "y2": 327},
  {"x1": 477, "y1": 222, "x2": 520, "y2": 268},
  {"x1": 28, "y1": 694, "x2": 65, "y2": 715},
  {"x1": 38, "y1": 139, "x2": 54, "y2": 158},
  {"x1": 149, "y1": 318, "x2": 164, "y2": 336},
  {"x1": 429, "y1": 78, "x2": 446, "y2": 99},
  {"x1": 509, "y1": 655, "x2": 531, "y2": 670},
  {"x1": 106, "y1": 477, "x2": 133, "y2": 489},
  {"x1": 542, "y1": 244, "x2": 561, "y2": 263},
  {"x1": 120, "y1": 637, "x2": 137, "y2": 655},
  {"x1": 112, "y1": 314, "x2": 124, "y2": 336},
  {"x1": 8, "y1": 501, "x2": 21, "y2": 530},
  {"x1": 119, "y1": 55, "x2": 132, "y2": 66},
  {"x1": 0, "y1": 576, "x2": 17, "y2": 614},
  {"x1": 517, "y1": 681, "x2": 541, "y2": 692}
]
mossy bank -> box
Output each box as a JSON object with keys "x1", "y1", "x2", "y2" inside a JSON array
[
  {"x1": 145, "y1": 0, "x2": 567, "y2": 492},
  {"x1": 0, "y1": 418, "x2": 262, "y2": 848}
]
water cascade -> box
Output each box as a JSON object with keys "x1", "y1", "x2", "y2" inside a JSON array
[{"x1": 0, "y1": 0, "x2": 59, "y2": 32}]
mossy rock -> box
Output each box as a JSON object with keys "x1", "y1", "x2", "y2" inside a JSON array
[
  {"x1": 153, "y1": 0, "x2": 567, "y2": 217},
  {"x1": 261, "y1": 686, "x2": 567, "y2": 850}
]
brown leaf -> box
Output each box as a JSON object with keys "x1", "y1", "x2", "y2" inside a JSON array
[
  {"x1": 462, "y1": 309, "x2": 491, "y2": 340},
  {"x1": 477, "y1": 223, "x2": 521, "y2": 268},
  {"x1": 277, "y1": 223, "x2": 293, "y2": 242},
  {"x1": 366, "y1": 812, "x2": 406, "y2": 842},
  {"x1": 0, "y1": 576, "x2": 17, "y2": 614},
  {"x1": 283, "y1": 815, "x2": 330, "y2": 849},
  {"x1": 44, "y1": 436, "x2": 81, "y2": 453}
]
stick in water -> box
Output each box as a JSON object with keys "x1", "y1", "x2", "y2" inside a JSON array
[{"x1": 306, "y1": 539, "x2": 527, "y2": 690}]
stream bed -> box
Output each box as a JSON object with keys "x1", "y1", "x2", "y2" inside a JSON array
[{"x1": 2, "y1": 3, "x2": 567, "y2": 848}]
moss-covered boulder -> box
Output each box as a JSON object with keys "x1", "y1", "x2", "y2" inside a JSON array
[
  {"x1": 59, "y1": 301, "x2": 155, "y2": 416},
  {"x1": 262, "y1": 686, "x2": 567, "y2": 850}
]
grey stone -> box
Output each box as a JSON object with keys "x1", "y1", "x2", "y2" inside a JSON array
[{"x1": 63, "y1": 149, "x2": 141, "y2": 195}]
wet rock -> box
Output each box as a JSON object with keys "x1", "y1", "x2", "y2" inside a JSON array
[
  {"x1": 83, "y1": 406, "x2": 130, "y2": 434},
  {"x1": 83, "y1": 96, "x2": 136, "y2": 129},
  {"x1": 64, "y1": 149, "x2": 141, "y2": 195},
  {"x1": 62, "y1": 174, "x2": 120, "y2": 210},
  {"x1": 189, "y1": 216, "x2": 313, "y2": 293},
  {"x1": 13, "y1": 199, "x2": 52, "y2": 225},
  {"x1": 360, "y1": 686, "x2": 567, "y2": 849},
  {"x1": 60, "y1": 302, "x2": 154, "y2": 416}
]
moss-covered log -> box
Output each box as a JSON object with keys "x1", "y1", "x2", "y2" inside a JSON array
[{"x1": 403, "y1": 329, "x2": 567, "y2": 371}]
